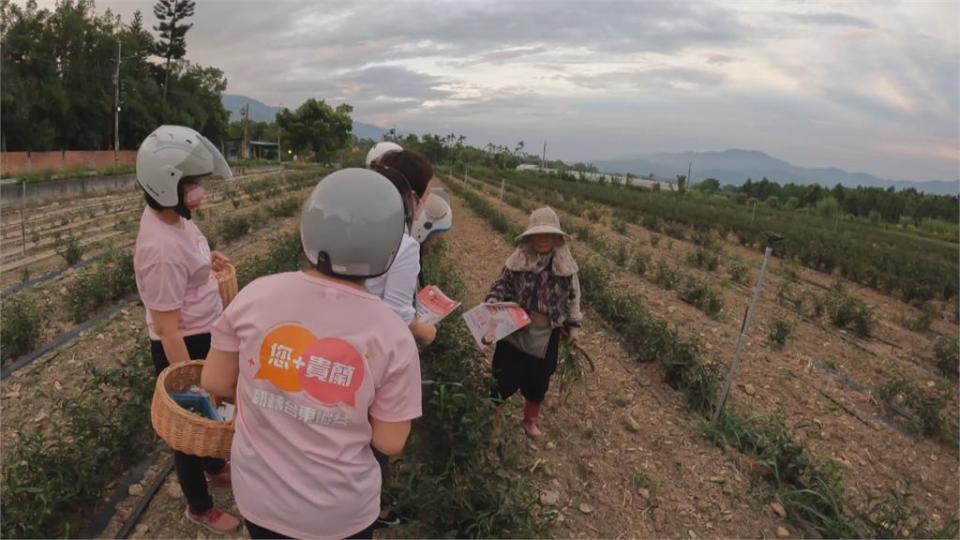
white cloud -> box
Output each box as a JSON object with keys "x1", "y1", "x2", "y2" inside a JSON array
[{"x1": 34, "y1": 0, "x2": 960, "y2": 180}]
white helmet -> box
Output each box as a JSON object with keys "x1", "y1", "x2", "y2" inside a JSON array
[
  {"x1": 365, "y1": 141, "x2": 402, "y2": 167},
  {"x1": 412, "y1": 191, "x2": 453, "y2": 244},
  {"x1": 300, "y1": 168, "x2": 405, "y2": 278},
  {"x1": 136, "y1": 125, "x2": 232, "y2": 207}
]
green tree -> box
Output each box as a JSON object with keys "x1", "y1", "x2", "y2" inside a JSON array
[
  {"x1": 0, "y1": 0, "x2": 228, "y2": 152},
  {"x1": 276, "y1": 99, "x2": 353, "y2": 163},
  {"x1": 153, "y1": 0, "x2": 195, "y2": 106},
  {"x1": 696, "y1": 178, "x2": 721, "y2": 193}
]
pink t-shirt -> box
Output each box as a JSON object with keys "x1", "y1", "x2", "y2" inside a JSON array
[
  {"x1": 134, "y1": 207, "x2": 222, "y2": 340},
  {"x1": 211, "y1": 271, "x2": 422, "y2": 539}
]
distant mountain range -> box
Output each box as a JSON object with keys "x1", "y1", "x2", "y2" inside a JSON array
[
  {"x1": 221, "y1": 95, "x2": 954, "y2": 195},
  {"x1": 221, "y1": 94, "x2": 387, "y2": 141},
  {"x1": 595, "y1": 149, "x2": 957, "y2": 195}
]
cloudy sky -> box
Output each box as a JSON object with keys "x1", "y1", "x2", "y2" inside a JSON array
[{"x1": 56, "y1": 1, "x2": 960, "y2": 180}]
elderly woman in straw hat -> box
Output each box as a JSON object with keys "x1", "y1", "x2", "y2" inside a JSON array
[{"x1": 485, "y1": 206, "x2": 583, "y2": 437}]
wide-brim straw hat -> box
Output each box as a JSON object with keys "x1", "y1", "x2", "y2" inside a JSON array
[{"x1": 516, "y1": 206, "x2": 569, "y2": 241}]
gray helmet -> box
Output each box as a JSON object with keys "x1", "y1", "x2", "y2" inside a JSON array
[{"x1": 300, "y1": 168, "x2": 405, "y2": 278}]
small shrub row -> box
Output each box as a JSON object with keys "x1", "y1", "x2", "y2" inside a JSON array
[
  {"x1": 677, "y1": 276, "x2": 725, "y2": 319},
  {"x1": 686, "y1": 248, "x2": 720, "y2": 272},
  {"x1": 65, "y1": 248, "x2": 136, "y2": 323},
  {"x1": 1, "y1": 344, "x2": 155, "y2": 538},
  {"x1": 390, "y1": 241, "x2": 544, "y2": 537}
]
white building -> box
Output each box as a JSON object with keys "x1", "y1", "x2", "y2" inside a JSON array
[{"x1": 514, "y1": 165, "x2": 677, "y2": 191}]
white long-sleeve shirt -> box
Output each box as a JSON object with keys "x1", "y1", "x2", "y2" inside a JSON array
[{"x1": 364, "y1": 232, "x2": 420, "y2": 325}]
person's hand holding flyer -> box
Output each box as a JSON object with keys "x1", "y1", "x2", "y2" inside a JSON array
[
  {"x1": 462, "y1": 302, "x2": 531, "y2": 349},
  {"x1": 415, "y1": 285, "x2": 461, "y2": 325}
]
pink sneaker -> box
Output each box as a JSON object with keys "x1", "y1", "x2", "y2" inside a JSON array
[
  {"x1": 521, "y1": 418, "x2": 543, "y2": 438},
  {"x1": 184, "y1": 506, "x2": 240, "y2": 534},
  {"x1": 205, "y1": 463, "x2": 231, "y2": 488}
]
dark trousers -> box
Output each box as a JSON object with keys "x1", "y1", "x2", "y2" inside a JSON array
[
  {"x1": 151, "y1": 333, "x2": 225, "y2": 515},
  {"x1": 373, "y1": 446, "x2": 391, "y2": 504},
  {"x1": 245, "y1": 519, "x2": 377, "y2": 539},
  {"x1": 490, "y1": 329, "x2": 561, "y2": 403}
]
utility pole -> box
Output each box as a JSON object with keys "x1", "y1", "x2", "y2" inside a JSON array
[
  {"x1": 541, "y1": 140, "x2": 547, "y2": 172},
  {"x1": 241, "y1": 104, "x2": 250, "y2": 159},
  {"x1": 276, "y1": 103, "x2": 282, "y2": 164},
  {"x1": 687, "y1": 161, "x2": 692, "y2": 190},
  {"x1": 113, "y1": 38, "x2": 122, "y2": 165}
]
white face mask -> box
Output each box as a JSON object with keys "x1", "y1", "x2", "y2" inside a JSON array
[{"x1": 184, "y1": 186, "x2": 206, "y2": 209}]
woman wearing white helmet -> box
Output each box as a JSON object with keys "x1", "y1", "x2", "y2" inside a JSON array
[
  {"x1": 411, "y1": 190, "x2": 453, "y2": 248},
  {"x1": 201, "y1": 168, "x2": 422, "y2": 539},
  {"x1": 132, "y1": 125, "x2": 240, "y2": 533},
  {"x1": 365, "y1": 141, "x2": 403, "y2": 167}
]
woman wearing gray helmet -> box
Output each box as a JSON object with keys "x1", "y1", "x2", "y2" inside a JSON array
[
  {"x1": 132, "y1": 125, "x2": 240, "y2": 533},
  {"x1": 201, "y1": 168, "x2": 422, "y2": 539}
]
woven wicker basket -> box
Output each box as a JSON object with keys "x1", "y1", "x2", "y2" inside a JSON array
[
  {"x1": 217, "y1": 263, "x2": 238, "y2": 307},
  {"x1": 151, "y1": 361, "x2": 234, "y2": 458}
]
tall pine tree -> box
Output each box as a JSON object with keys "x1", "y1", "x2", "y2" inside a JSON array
[{"x1": 152, "y1": 0, "x2": 195, "y2": 106}]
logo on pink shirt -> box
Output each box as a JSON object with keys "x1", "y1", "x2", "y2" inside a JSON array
[{"x1": 255, "y1": 324, "x2": 365, "y2": 406}]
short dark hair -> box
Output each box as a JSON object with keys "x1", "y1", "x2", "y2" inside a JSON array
[
  {"x1": 378, "y1": 150, "x2": 433, "y2": 198},
  {"x1": 370, "y1": 164, "x2": 415, "y2": 227}
]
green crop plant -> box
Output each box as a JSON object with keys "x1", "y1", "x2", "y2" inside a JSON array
[
  {"x1": 218, "y1": 214, "x2": 252, "y2": 242},
  {"x1": 901, "y1": 303, "x2": 935, "y2": 333},
  {"x1": 653, "y1": 261, "x2": 681, "y2": 290},
  {"x1": 822, "y1": 284, "x2": 873, "y2": 337},
  {"x1": 614, "y1": 243, "x2": 630, "y2": 267},
  {"x1": 768, "y1": 319, "x2": 793, "y2": 350},
  {"x1": 728, "y1": 260, "x2": 750, "y2": 285},
  {"x1": 632, "y1": 251, "x2": 650, "y2": 276},
  {"x1": 687, "y1": 248, "x2": 720, "y2": 272},
  {"x1": 877, "y1": 377, "x2": 951, "y2": 438},
  {"x1": 267, "y1": 196, "x2": 301, "y2": 218},
  {"x1": 55, "y1": 233, "x2": 85, "y2": 266},
  {"x1": 934, "y1": 338, "x2": 959, "y2": 380},
  {"x1": 1, "y1": 295, "x2": 46, "y2": 361},
  {"x1": 677, "y1": 276, "x2": 724, "y2": 319}
]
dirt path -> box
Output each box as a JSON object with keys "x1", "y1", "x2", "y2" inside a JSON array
[{"x1": 441, "y1": 181, "x2": 789, "y2": 538}]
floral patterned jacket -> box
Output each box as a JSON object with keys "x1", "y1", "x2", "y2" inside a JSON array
[{"x1": 485, "y1": 264, "x2": 583, "y2": 338}]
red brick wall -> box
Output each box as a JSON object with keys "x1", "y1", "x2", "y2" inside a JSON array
[{"x1": 1, "y1": 150, "x2": 137, "y2": 176}]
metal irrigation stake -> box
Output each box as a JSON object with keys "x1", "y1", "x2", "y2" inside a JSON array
[{"x1": 711, "y1": 233, "x2": 784, "y2": 424}]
